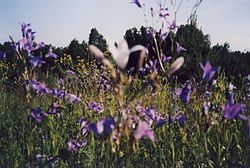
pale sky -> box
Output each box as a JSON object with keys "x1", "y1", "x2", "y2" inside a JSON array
[{"x1": 0, "y1": 0, "x2": 250, "y2": 51}]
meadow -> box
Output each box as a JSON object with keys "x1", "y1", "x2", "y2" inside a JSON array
[{"x1": 0, "y1": 1, "x2": 250, "y2": 167}]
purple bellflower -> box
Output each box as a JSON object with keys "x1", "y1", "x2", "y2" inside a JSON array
[
  {"x1": 47, "y1": 102, "x2": 61, "y2": 117},
  {"x1": 45, "y1": 46, "x2": 58, "y2": 58},
  {"x1": 51, "y1": 89, "x2": 66, "y2": 99},
  {"x1": 15, "y1": 23, "x2": 44, "y2": 53},
  {"x1": 200, "y1": 61, "x2": 218, "y2": 82},
  {"x1": 67, "y1": 139, "x2": 87, "y2": 151},
  {"x1": 29, "y1": 79, "x2": 51, "y2": 95},
  {"x1": 179, "y1": 85, "x2": 191, "y2": 104},
  {"x1": 29, "y1": 108, "x2": 48, "y2": 124},
  {"x1": 172, "y1": 112, "x2": 187, "y2": 128},
  {"x1": 223, "y1": 93, "x2": 246, "y2": 120},
  {"x1": 29, "y1": 56, "x2": 46, "y2": 68},
  {"x1": 88, "y1": 118, "x2": 115, "y2": 137},
  {"x1": 87, "y1": 101, "x2": 104, "y2": 113},
  {"x1": 65, "y1": 93, "x2": 81, "y2": 104},
  {"x1": 135, "y1": 121, "x2": 155, "y2": 142}
]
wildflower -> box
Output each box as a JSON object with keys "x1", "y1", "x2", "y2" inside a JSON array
[
  {"x1": 103, "y1": 118, "x2": 115, "y2": 135},
  {"x1": 135, "y1": 121, "x2": 155, "y2": 142},
  {"x1": 65, "y1": 93, "x2": 81, "y2": 104},
  {"x1": 47, "y1": 102, "x2": 61, "y2": 117},
  {"x1": 29, "y1": 79, "x2": 51, "y2": 95},
  {"x1": 88, "y1": 120, "x2": 104, "y2": 136},
  {"x1": 88, "y1": 118, "x2": 115, "y2": 137},
  {"x1": 29, "y1": 108, "x2": 48, "y2": 124},
  {"x1": 199, "y1": 61, "x2": 218, "y2": 82},
  {"x1": 15, "y1": 23, "x2": 44, "y2": 53},
  {"x1": 36, "y1": 154, "x2": 47, "y2": 162},
  {"x1": 29, "y1": 56, "x2": 46, "y2": 68},
  {"x1": 80, "y1": 118, "x2": 88, "y2": 136},
  {"x1": 67, "y1": 140, "x2": 87, "y2": 151},
  {"x1": 173, "y1": 112, "x2": 187, "y2": 127},
  {"x1": 179, "y1": 85, "x2": 191, "y2": 104},
  {"x1": 223, "y1": 93, "x2": 246, "y2": 120},
  {"x1": 202, "y1": 101, "x2": 211, "y2": 115},
  {"x1": 162, "y1": 54, "x2": 172, "y2": 63},
  {"x1": 51, "y1": 89, "x2": 66, "y2": 99},
  {"x1": 228, "y1": 82, "x2": 236, "y2": 92},
  {"x1": 45, "y1": 46, "x2": 58, "y2": 58},
  {"x1": 168, "y1": 20, "x2": 178, "y2": 30},
  {"x1": 87, "y1": 101, "x2": 104, "y2": 113},
  {"x1": 131, "y1": 0, "x2": 142, "y2": 8},
  {"x1": 168, "y1": 57, "x2": 184, "y2": 75},
  {"x1": 108, "y1": 39, "x2": 146, "y2": 69},
  {"x1": 176, "y1": 42, "x2": 187, "y2": 53}
]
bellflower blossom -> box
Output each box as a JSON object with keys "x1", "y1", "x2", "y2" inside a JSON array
[
  {"x1": 29, "y1": 108, "x2": 48, "y2": 124},
  {"x1": 67, "y1": 140, "x2": 87, "y2": 151},
  {"x1": 29, "y1": 56, "x2": 46, "y2": 68},
  {"x1": 88, "y1": 118, "x2": 115, "y2": 137},
  {"x1": 29, "y1": 79, "x2": 51, "y2": 95},
  {"x1": 223, "y1": 93, "x2": 246, "y2": 120},
  {"x1": 87, "y1": 101, "x2": 104, "y2": 113},
  {"x1": 200, "y1": 61, "x2": 218, "y2": 82},
  {"x1": 135, "y1": 121, "x2": 155, "y2": 142},
  {"x1": 15, "y1": 23, "x2": 44, "y2": 54},
  {"x1": 179, "y1": 85, "x2": 191, "y2": 104},
  {"x1": 45, "y1": 46, "x2": 58, "y2": 58}
]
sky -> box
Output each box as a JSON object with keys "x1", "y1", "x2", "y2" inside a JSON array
[{"x1": 0, "y1": 0, "x2": 250, "y2": 51}]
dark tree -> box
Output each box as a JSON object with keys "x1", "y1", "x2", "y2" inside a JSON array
[{"x1": 88, "y1": 28, "x2": 107, "y2": 52}]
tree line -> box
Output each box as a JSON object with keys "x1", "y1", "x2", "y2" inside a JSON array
[{"x1": 0, "y1": 23, "x2": 249, "y2": 83}]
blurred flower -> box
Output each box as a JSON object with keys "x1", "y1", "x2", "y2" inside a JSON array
[
  {"x1": 168, "y1": 57, "x2": 184, "y2": 75},
  {"x1": 87, "y1": 101, "x2": 104, "y2": 113},
  {"x1": 29, "y1": 56, "x2": 46, "y2": 68},
  {"x1": 29, "y1": 108, "x2": 48, "y2": 124},
  {"x1": 108, "y1": 39, "x2": 146, "y2": 69},
  {"x1": 103, "y1": 118, "x2": 115, "y2": 135},
  {"x1": 88, "y1": 118, "x2": 115, "y2": 137},
  {"x1": 223, "y1": 93, "x2": 246, "y2": 120},
  {"x1": 45, "y1": 46, "x2": 58, "y2": 58},
  {"x1": 135, "y1": 121, "x2": 155, "y2": 142},
  {"x1": 179, "y1": 85, "x2": 191, "y2": 104},
  {"x1": 199, "y1": 61, "x2": 217, "y2": 82}
]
